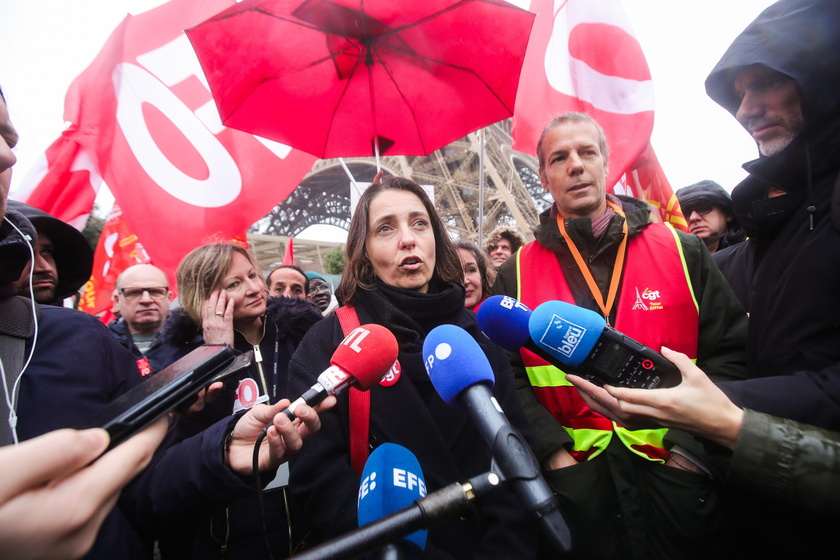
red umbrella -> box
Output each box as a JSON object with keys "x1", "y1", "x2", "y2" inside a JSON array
[{"x1": 186, "y1": 0, "x2": 535, "y2": 159}]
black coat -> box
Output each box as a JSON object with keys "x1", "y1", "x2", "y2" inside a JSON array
[
  {"x1": 705, "y1": 0, "x2": 840, "y2": 431},
  {"x1": 146, "y1": 296, "x2": 323, "y2": 559}
]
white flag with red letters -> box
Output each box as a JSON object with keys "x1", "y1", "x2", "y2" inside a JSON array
[
  {"x1": 15, "y1": 0, "x2": 317, "y2": 280},
  {"x1": 512, "y1": 0, "x2": 686, "y2": 228}
]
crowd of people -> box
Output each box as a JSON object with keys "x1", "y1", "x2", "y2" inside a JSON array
[{"x1": 1, "y1": 0, "x2": 839, "y2": 558}]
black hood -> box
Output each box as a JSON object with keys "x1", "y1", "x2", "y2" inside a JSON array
[
  {"x1": 7, "y1": 201, "x2": 93, "y2": 301},
  {"x1": 705, "y1": 0, "x2": 840, "y2": 125}
]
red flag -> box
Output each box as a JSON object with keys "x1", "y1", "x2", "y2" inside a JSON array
[
  {"x1": 282, "y1": 238, "x2": 295, "y2": 265},
  {"x1": 12, "y1": 132, "x2": 102, "y2": 230},
  {"x1": 79, "y1": 204, "x2": 154, "y2": 316},
  {"x1": 512, "y1": 0, "x2": 686, "y2": 229},
  {"x1": 49, "y1": 0, "x2": 316, "y2": 279}
]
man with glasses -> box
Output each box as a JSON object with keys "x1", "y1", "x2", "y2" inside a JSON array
[
  {"x1": 305, "y1": 271, "x2": 338, "y2": 316},
  {"x1": 676, "y1": 180, "x2": 745, "y2": 255},
  {"x1": 109, "y1": 264, "x2": 172, "y2": 374}
]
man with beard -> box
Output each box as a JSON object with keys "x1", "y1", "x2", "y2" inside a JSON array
[{"x1": 10, "y1": 201, "x2": 92, "y2": 306}]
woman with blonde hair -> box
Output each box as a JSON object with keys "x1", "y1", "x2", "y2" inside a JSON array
[{"x1": 148, "y1": 241, "x2": 325, "y2": 559}]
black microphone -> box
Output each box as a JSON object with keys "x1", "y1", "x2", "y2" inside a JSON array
[
  {"x1": 422, "y1": 324, "x2": 571, "y2": 553},
  {"x1": 291, "y1": 471, "x2": 501, "y2": 560},
  {"x1": 282, "y1": 323, "x2": 398, "y2": 420}
]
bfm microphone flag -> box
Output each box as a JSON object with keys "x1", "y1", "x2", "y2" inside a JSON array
[
  {"x1": 512, "y1": 0, "x2": 687, "y2": 230},
  {"x1": 12, "y1": 0, "x2": 317, "y2": 285}
]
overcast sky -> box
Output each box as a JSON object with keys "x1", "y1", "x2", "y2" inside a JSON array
[{"x1": 0, "y1": 0, "x2": 774, "y2": 239}]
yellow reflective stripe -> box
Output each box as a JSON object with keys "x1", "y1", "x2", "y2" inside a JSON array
[
  {"x1": 524, "y1": 365, "x2": 572, "y2": 387},
  {"x1": 564, "y1": 426, "x2": 612, "y2": 460},
  {"x1": 615, "y1": 425, "x2": 669, "y2": 463},
  {"x1": 665, "y1": 223, "x2": 699, "y2": 314},
  {"x1": 515, "y1": 248, "x2": 523, "y2": 301}
]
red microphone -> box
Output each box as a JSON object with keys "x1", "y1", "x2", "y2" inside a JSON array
[{"x1": 282, "y1": 323, "x2": 398, "y2": 420}]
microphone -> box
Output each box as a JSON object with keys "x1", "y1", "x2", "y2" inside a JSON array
[
  {"x1": 422, "y1": 325, "x2": 571, "y2": 553},
  {"x1": 358, "y1": 443, "x2": 427, "y2": 559},
  {"x1": 476, "y1": 295, "x2": 564, "y2": 365},
  {"x1": 283, "y1": 323, "x2": 399, "y2": 420},
  {"x1": 292, "y1": 471, "x2": 501, "y2": 560},
  {"x1": 529, "y1": 300, "x2": 681, "y2": 389}
]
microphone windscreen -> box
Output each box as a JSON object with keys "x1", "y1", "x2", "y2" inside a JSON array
[
  {"x1": 423, "y1": 324, "x2": 494, "y2": 407},
  {"x1": 358, "y1": 443, "x2": 427, "y2": 551},
  {"x1": 331, "y1": 323, "x2": 399, "y2": 390},
  {"x1": 529, "y1": 300, "x2": 605, "y2": 366},
  {"x1": 476, "y1": 295, "x2": 532, "y2": 351}
]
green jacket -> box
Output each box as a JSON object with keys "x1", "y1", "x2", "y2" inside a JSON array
[
  {"x1": 731, "y1": 409, "x2": 840, "y2": 517},
  {"x1": 491, "y1": 196, "x2": 748, "y2": 471}
]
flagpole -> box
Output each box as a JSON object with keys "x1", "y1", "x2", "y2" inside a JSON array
[{"x1": 478, "y1": 128, "x2": 486, "y2": 245}]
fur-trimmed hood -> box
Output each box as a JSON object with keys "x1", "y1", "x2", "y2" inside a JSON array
[{"x1": 156, "y1": 295, "x2": 323, "y2": 348}]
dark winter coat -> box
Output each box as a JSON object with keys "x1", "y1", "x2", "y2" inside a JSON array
[
  {"x1": 702, "y1": 0, "x2": 840, "y2": 553},
  {"x1": 729, "y1": 409, "x2": 840, "y2": 517},
  {"x1": 147, "y1": 296, "x2": 323, "y2": 559},
  {"x1": 705, "y1": 0, "x2": 840, "y2": 430},
  {"x1": 0, "y1": 209, "x2": 267, "y2": 559},
  {"x1": 288, "y1": 281, "x2": 539, "y2": 558}
]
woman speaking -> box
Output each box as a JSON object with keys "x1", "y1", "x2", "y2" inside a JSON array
[{"x1": 288, "y1": 178, "x2": 537, "y2": 557}]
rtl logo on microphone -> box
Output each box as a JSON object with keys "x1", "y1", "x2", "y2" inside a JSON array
[
  {"x1": 341, "y1": 326, "x2": 371, "y2": 354},
  {"x1": 358, "y1": 467, "x2": 427, "y2": 503}
]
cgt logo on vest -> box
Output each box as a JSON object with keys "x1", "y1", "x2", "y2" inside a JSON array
[{"x1": 632, "y1": 287, "x2": 663, "y2": 311}]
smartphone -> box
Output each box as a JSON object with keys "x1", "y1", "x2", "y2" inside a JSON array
[{"x1": 75, "y1": 345, "x2": 249, "y2": 451}]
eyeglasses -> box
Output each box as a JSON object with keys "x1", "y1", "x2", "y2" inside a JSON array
[
  {"x1": 687, "y1": 205, "x2": 715, "y2": 217},
  {"x1": 120, "y1": 287, "x2": 169, "y2": 301},
  {"x1": 308, "y1": 281, "x2": 331, "y2": 295}
]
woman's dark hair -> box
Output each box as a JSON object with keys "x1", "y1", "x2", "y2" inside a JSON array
[
  {"x1": 455, "y1": 239, "x2": 492, "y2": 301},
  {"x1": 337, "y1": 177, "x2": 462, "y2": 305}
]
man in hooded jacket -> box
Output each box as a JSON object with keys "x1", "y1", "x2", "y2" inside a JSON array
[
  {"x1": 688, "y1": 0, "x2": 840, "y2": 553},
  {"x1": 706, "y1": 0, "x2": 840, "y2": 438}
]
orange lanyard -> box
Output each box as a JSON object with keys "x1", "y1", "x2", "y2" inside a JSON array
[{"x1": 556, "y1": 201, "x2": 628, "y2": 326}]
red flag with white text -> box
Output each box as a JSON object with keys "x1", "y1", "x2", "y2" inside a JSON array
[
  {"x1": 512, "y1": 0, "x2": 686, "y2": 229},
  {"x1": 12, "y1": 132, "x2": 102, "y2": 230},
  {"x1": 50, "y1": 0, "x2": 317, "y2": 280}
]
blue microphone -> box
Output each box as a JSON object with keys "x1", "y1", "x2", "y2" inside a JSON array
[
  {"x1": 529, "y1": 300, "x2": 681, "y2": 389},
  {"x1": 358, "y1": 443, "x2": 428, "y2": 558},
  {"x1": 423, "y1": 324, "x2": 571, "y2": 553},
  {"x1": 477, "y1": 295, "x2": 571, "y2": 367}
]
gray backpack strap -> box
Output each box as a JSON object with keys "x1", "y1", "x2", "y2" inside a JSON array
[{"x1": 0, "y1": 297, "x2": 40, "y2": 445}]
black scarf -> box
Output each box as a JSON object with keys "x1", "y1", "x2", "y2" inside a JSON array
[{"x1": 354, "y1": 280, "x2": 467, "y2": 385}]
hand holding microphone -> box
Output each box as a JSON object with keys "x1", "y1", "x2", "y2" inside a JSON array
[
  {"x1": 478, "y1": 296, "x2": 681, "y2": 389},
  {"x1": 282, "y1": 323, "x2": 399, "y2": 420}
]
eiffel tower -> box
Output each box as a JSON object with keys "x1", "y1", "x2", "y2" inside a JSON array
[{"x1": 251, "y1": 119, "x2": 553, "y2": 271}]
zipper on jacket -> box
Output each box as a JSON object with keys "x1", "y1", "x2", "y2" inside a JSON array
[{"x1": 253, "y1": 344, "x2": 269, "y2": 397}]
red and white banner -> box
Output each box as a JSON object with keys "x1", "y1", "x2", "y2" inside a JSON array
[
  {"x1": 13, "y1": 132, "x2": 102, "y2": 231},
  {"x1": 512, "y1": 0, "x2": 686, "y2": 229},
  {"x1": 19, "y1": 0, "x2": 317, "y2": 283}
]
